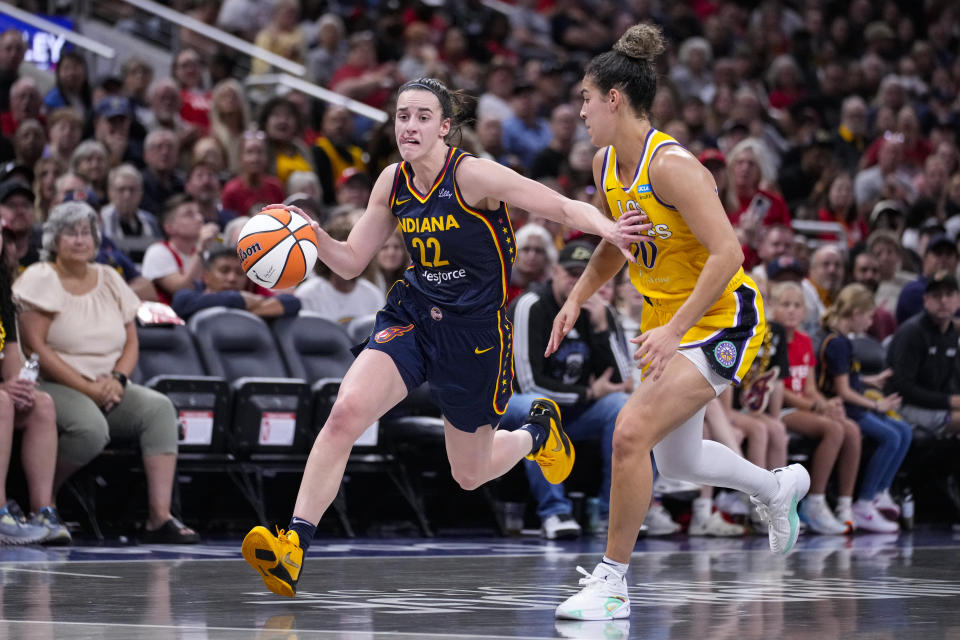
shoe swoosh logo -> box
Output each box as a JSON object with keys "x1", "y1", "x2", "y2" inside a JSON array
[
  {"x1": 395, "y1": 198, "x2": 411, "y2": 205},
  {"x1": 474, "y1": 346, "x2": 494, "y2": 354},
  {"x1": 281, "y1": 552, "x2": 300, "y2": 570}
]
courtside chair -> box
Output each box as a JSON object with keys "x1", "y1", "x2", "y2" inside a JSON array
[
  {"x1": 188, "y1": 307, "x2": 312, "y2": 525},
  {"x1": 270, "y1": 312, "x2": 439, "y2": 536}
]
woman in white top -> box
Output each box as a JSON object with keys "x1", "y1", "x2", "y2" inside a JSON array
[{"x1": 14, "y1": 202, "x2": 198, "y2": 543}]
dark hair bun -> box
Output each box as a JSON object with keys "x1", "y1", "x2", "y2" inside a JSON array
[{"x1": 613, "y1": 24, "x2": 665, "y2": 62}]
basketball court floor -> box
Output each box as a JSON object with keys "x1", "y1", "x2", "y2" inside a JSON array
[{"x1": 1, "y1": 530, "x2": 958, "y2": 639}]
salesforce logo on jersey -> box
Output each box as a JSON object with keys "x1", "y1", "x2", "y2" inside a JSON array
[{"x1": 423, "y1": 268, "x2": 467, "y2": 285}]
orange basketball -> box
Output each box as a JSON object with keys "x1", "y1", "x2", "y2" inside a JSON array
[{"x1": 236, "y1": 208, "x2": 318, "y2": 289}]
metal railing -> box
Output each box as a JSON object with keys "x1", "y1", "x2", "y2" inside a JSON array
[
  {"x1": 246, "y1": 73, "x2": 388, "y2": 124},
  {"x1": 0, "y1": 1, "x2": 116, "y2": 59}
]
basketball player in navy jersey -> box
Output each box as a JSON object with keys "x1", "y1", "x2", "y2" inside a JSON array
[{"x1": 241, "y1": 77, "x2": 650, "y2": 597}]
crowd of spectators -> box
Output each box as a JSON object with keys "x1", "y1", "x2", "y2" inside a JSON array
[{"x1": 0, "y1": 0, "x2": 956, "y2": 542}]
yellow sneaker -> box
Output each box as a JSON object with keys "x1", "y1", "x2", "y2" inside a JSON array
[
  {"x1": 523, "y1": 398, "x2": 575, "y2": 484},
  {"x1": 242, "y1": 526, "x2": 303, "y2": 597}
]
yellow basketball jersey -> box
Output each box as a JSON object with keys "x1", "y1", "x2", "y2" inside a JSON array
[{"x1": 601, "y1": 128, "x2": 765, "y2": 381}]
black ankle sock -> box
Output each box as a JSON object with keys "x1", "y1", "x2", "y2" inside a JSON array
[
  {"x1": 520, "y1": 422, "x2": 547, "y2": 455},
  {"x1": 287, "y1": 517, "x2": 316, "y2": 551}
]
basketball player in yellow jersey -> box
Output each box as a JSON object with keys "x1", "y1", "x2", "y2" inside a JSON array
[{"x1": 552, "y1": 25, "x2": 810, "y2": 622}]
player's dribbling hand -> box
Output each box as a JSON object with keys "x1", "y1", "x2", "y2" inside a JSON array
[
  {"x1": 608, "y1": 209, "x2": 652, "y2": 263},
  {"x1": 631, "y1": 325, "x2": 681, "y2": 382},
  {"x1": 546, "y1": 299, "x2": 580, "y2": 357}
]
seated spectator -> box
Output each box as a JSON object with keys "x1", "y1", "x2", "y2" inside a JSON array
[
  {"x1": 831, "y1": 95, "x2": 869, "y2": 172},
  {"x1": 172, "y1": 245, "x2": 300, "y2": 321},
  {"x1": 140, "y1": 129, "x2": 184, "y2": 216},
  {"x1": 334, "y1": 168, "x2": 372, "y2": 210},
  {"x1": 725, "y1": 138, "x2": 791, "y2": 269},
  {"x1": 819, "y1": 283, "x2": 911, "y2": 532},
  {"x1": 100, "y1": 164, "x2": 162, "y2": 263},
  {"x1": 854, "y1": 132, "x2": 915, "y2": 211},
  {"x1": 369, "y1": 228, "x2": 409, "y2": 293},
  {"x1": 817, "y1": 173, "x2": 868, "y2": 248},
  {"x1": 259, "y1": 97, "x2": 314, "y2": 185},
  {"x1": 172, "y1": 48, "x2": 211, "y2": 132},
  {"x1": 42, "y1": 51, "x2": 92, "y2": 119},
  {"x1": 70, "y1": 141, "x2": 110, "y2": 204},
  {"x1": 801, "y1": 244, "x2": 845, "y2": 335},
  {"x1": 141, "y1": 78, "x2": 199, "y2": 155},
  {"x1": 886, "y1": 272, "x2": 960, "y2": 436},
  {"x1": 44, "y1": 108, "x2": 84, "y2": 169},
  {"x1": 93, "y1": 96, "x2": 143, "y2": 169},
  {"x1": 329, "y1": 31, "x2": 399, "y2": 111},
  {"x1": 0, "y1": 228, "x2": 66, "y2": 545},
  {"x1": 141, "y1": 195, "x2": 220, "y2": 304},
  {"x1": 868, "y1": 229, "x2": 913, "y2": 315},
  {"x1": 508, "y1": 223, "x2": 556, "y2": 305},
  {"x1": 285, "y1": 171, "x2": 322, "y2": 205},
  {"x1": 191, "y1": 136, "x2": 230, "y2": 177},
  {"x1": 749, "y1": 223, "x2": 794, "y2": 283},
  {"x1": 0, "y1": 29, "x2": 26, "y2": 113},
  {"x1": 307, "y1": 13, "x2": 347, "y2": 87},
  {"x1": 185, "y1": 161, "x2": 237, "y2": 229},
  {"x1": 895, "y1": 234, "x2": 957, "y2": 324},
  {"x1": 13, "y1": 202, "x2": 199, "y2": 544},
  {"x1": 2, "y1": 78, "x2": 43, "y2": 137},
  {"x1": 295, "y1": 217, "x2": 384, "y2": 324},
  {"x1": 869, "y1": 199, "x2": 907, "y2": 237},
  {"x1": 33, "y1": 157, "x2": 64, "y2": 223},
  {"x1": 209, "y1": 79, "x2": 250, "y2": 174},
  {"x1": 0, "y1": 179, "x2": 40, "y2": 268},
  {"x1": 771, "y1": 281, "x2": 861, "y2": 535},
  {"x1": 504, "y1": 241, "x2": 633, "y2": 539},
  {"x1": 502, "y1": 83, "x2": 551, "y2": 169},
  {"x1": 221, "y1": 132, "x2": 285, "y2": 216},
  {"x1": 251, "y1": 0, "x2": 306, "y2": 76},
  {"x1": 851, "y1": 251, "x2": 897, "y2": 341},
  {"x1": 12, "y1": 119, "x2": 44, "y2": 170},
  {"x1": 312, "y1": 105, "x2": 366, "y2": 206},
  {"x1": 529, "y1": 104, "x2": 577, "y2": 180}
]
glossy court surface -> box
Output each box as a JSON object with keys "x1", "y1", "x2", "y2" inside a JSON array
[{"x1": 1, "y1": 530, "x2": 958, "y2": 639}]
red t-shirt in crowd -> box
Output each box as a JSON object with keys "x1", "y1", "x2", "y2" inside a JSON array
[
  {"x1": 221, "y1": 176, "x2": 285, "y2": 217},
  {"x1": 180, "y1": 88, "x2": 212, "y2": 131},
  {"x1": 786, "y1": 330, "x2": 815, "y2": 394}
]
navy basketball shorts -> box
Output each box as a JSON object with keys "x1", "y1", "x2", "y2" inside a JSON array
[{"x1": 356, "y1": 283, "x2": 514, "y2": 432}]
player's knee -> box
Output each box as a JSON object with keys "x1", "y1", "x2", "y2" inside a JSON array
[
  {"x1": 611, "y1": 419, "x2": 652, "y2": 461},
  {"x1": 323, "y1": 393, "x2": 372, "y2": 442},
  {"x1": 450, "y1": 467, "x2": 483, "y2": 491}
]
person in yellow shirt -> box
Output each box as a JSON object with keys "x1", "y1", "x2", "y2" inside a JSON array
[{"x1": 552, "y1": 24, "x2": 811, "y2": 622}]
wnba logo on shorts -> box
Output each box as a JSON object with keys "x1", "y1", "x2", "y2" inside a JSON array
[
  {"x1": 374, "y1": 324, "x2": 414, "y2": 344},
  {"x1": 237, "y1": 243, "x2": 262, "y2": 260},
  {"x1": 714, "y1": 341, "x2": 738, "y2": 368}
]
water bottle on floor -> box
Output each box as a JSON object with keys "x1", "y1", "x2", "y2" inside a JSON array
[
  {"x1": 901, "y1": 488, "x2": 914, "y2": 530},
  {"x1": 19, "y1": 353, "x2": 39, "y2": 383}
]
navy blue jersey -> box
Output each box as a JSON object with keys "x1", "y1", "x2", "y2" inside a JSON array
[{"x1": 390, "y1": 147, "x2": 516, "y2": 315}]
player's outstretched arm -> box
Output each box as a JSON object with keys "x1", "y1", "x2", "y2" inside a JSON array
[
  {"x1": 264, "y1": 165, "x2": 401, "y2": 280},
  {"x1": 455, "y1": 156, "x2": 650, "y2": 262}
]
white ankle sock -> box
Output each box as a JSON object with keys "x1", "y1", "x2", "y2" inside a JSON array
[
  {"x1": 806, "y1": 493, "x2": 826, "y2": 506},
  {"x1": 837, "y1": 496, "x2": 852, "y2": 509},
  {"x1": 601, "y1": 556, "x2": 628, "y2": 577}
]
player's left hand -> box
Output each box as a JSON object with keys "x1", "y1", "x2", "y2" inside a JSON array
[
  {"x1": 547, "y1": 298, "x2": 581, "y2": 357},
  {"x1": 607, "y1": 209, "x2": 653, "y2": 263},
  {"x1": 631, "y1": 324, "x2": 681, "y2": 382}
]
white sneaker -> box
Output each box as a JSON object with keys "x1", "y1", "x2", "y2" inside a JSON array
[
  {"x1": 750, "y1": 464, "x2": 811, "y2": 555},
  {"x1": 543, "y1": 513, "x2": 582, "y2": 540},
  {"x1": 555, "y1": 563, "x2": 630, "y2": 620},
  {"x1": 852, "y1": 500, "x2": 899, "y2": 533},
  {"x1": 799, "y1": 499, "x2": 848, "y2": 535},
  {"x1": 873, "y1": 490, "x2": 901, "y2": 520},
  {"x1": 643, "y1": 503, "x2": 680, "y2": 536},
  {"x1": 835, "y1": 503, "x2": 854, "y2": 532},
  {"x1": 689, "y1": 510, "x2": 746, "y2": 537}
]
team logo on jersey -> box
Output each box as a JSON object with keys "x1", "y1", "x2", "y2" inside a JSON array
[
  {"x1": 714, "y1": 341, "x2": 738, "y2": 368},
  {"x1": 430, "y1": 306, "x2": 443, "y2": 321},
  {"x1": 374, "y1": 324, "x2": 414, "y2": 344}
]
